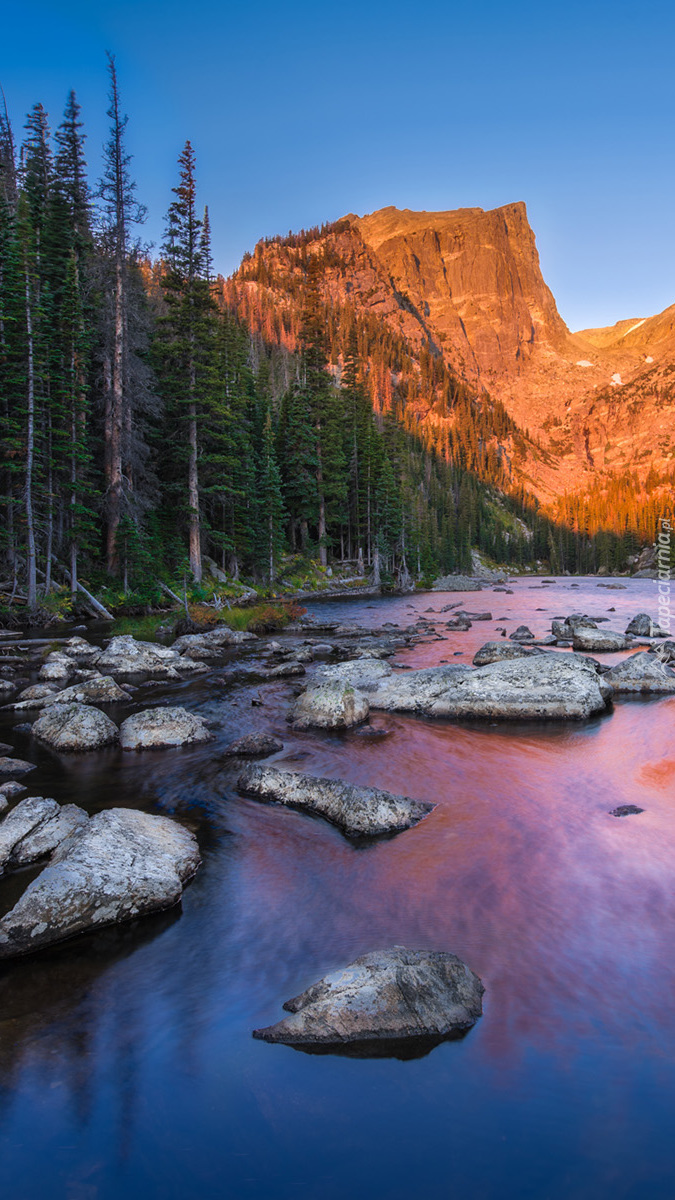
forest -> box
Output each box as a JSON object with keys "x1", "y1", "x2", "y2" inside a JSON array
[{"x1": 0, "y1": 59, "x2": 652, "y2": 621}]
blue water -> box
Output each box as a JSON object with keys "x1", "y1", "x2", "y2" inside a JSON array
[{"x1": 1, "y1": 575, "x2": 674, "y2": 1199}]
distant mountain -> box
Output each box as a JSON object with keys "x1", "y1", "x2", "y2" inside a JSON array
[{"x1": 222, "y1": 203, "x2": 674, "y2": 534}]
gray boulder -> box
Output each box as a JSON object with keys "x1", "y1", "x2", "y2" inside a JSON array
[
  {"x1": 172, "y1": 627, "x2": 257, "y2": 659},
  {"x1": 0, "y1": 808, "x2": 201, "y2": 958},
  {"x1": 604, "y1": 652, "x2": 675, "y2": 693},
  {"x1": 0, "y1": 797, "x2": 61, "y2": 871},
  {"x1": 432, "y1": 575, "x2": 483, "y2": 592},
  {"x1": 551, "y1": 614, "x2": 597, "y2": 640},
  {"x1": 7, "y1": 676, "x2": 130, "y2": 712},
  {"x1": 38, "y1": 652, "x2": 75, "y2": 683},
  {"x1": 472, "y1": 641, "x2": 539, "y2": 666},
  {"x1": 314, "y1": 658, "x2": 394, "y2": 693},
  {"x1": 95, "y1": 635, "x2": 208, "y2": 679},
  {"x1": 366, "y1": 665, "x2": 471, "y2": 714},
  {"x1": 33, "y1": 703, "x2": 119, "y2": 752},
  {"x1": 651, "y1": 640, "x2": 675, "y2": 665},
  {"x1": 61, "y1": 636, "x2": 101, "y2": 662},
  {"x1": 0, "y1": 756, "x2": 37, "y2": 777},
  {"x1": 572, "y1": 628, "x2": 632, "y2": 652},
  {"x1": 509, "y1": 625, "x2": 535, "y2": 642},
  {"x1": 119, "y1": 706, "x2": 213, "y2": 750},
  {"x1": 253, "y1": 947, "x2": 484, "y2": 1053},
  {"x1": 427, "y1": 656, "x2": 611, "y2": 721},
  {"x1": 0, "y1": 780, "x2": 27, "y2": 801},
  {"x1": 238, "y1": 765, "x2": 435, "y2": 839},
  {"x1": 289, "y1": 678, "x2": 369, "y2": 730},
  {"x1": 10, "y1": 801, "x2": 89, "y2": 866},
  {"x1": 625, "y1": 613, "x2": 670, "y2": 638}
]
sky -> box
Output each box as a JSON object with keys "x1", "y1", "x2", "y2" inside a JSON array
[{"x1": 2, "y1": 0, "x2": 674, "y2": 331}]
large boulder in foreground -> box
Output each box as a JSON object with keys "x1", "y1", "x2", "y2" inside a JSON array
[
  {"x1": 33, "y1": 703, "x2": 119, "y2": 752},
  {"x1": 571, "y1": 628, "x2": 631, "y2": 652},
  {"x1": 427, "y1": 656, "x2": 612, "y2": 721},
  {"x1": 238, "y1": 765, "x2": 435, "y2": 839},
  {"x1": 253, "y1": 947, "x2": 484, "y2": 1055},
  {"x1": 119, "y1": 706, "x2": 213, "y2": 750},
  {"x1": 289, "y1": 678, "x2": 369, "y2": 730},
  {"x1": 0, "y1": 808, "x2": 201, "y2": 958},
  {"x1": 604, "y1": 651, "x2": 675, "y2": 693}
]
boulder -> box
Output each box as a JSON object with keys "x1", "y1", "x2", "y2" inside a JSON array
[
  {"x1": 95, "y1": 635, "x2": 208, "y2": 678},
  {"x1": 17, "y1": 683, "x2": 60, "y2": 701},
  {"x1": 367, "y1": 664, "x2": 472, "y2": 714},
  {"x1": 0, "y1": 808, "x2": 201, "y2": 958},
  {"x1": 0, "y1": 756, "x2": 37, "y2": 777},
  {"x1": 427, "y1": 656, "x2": 611, "y2": 721},
  {"x1": 0, "y1": 797, "x2": 61, "y2": 871},
  {"x1": 472, "y1": 641, "x2": 539, "y2": 666},
  {"x1": 10, "y1": 801, "x2": 89, "y2": 866},
  {"x1": 625, "y1": 613, "x2": 670, "y2": 638},
  {"x1": 253, "y1": 947, "x2": 484, "y2": 1054},
  {"x1": 119, "y1": 706, "x2": 214, "y2": 750},
  {"x1": 61, "y1": 636, "x2": 101, "y2": 662},
  {"x1": 0, "y1": 780, "x2": 27, "y2": 801},
  {"x1": 238, "y1": 765, "x2": 435, "y2": 839},
  {"x1": 172, "y1": 627, "x2": 257, "y2": 658},
  {"x1": 290, "y1": 679, "x2": 369, "y2": 730},
  {"x1": 432, "y1": 575, "x2": 483, "y2": 592},
  {"x1": 38, "y1": 652, "x2": 75, "y2": 683},
  {"x1": 551, "y1": 614, "x2": 597, "y2": 639},
  {"x1": 445, "y1": 617, "x2": 471, "y2": 630},
  {"x1": 572, "y1": 628, "x2": 632, "y2": 652},
  {"x1": 604, "y1": 652, "x2": 675, "y2": 693},
  {"x1": 651, "y1": 640, "x2": 675, "y2": 665},
  {"x1": 7, "y1": 676, "x2": 130, "y2": 712},
  {"x1": 314, "y1": 658, "x2": 393, "y2": 693},
  {"x1": 221, "y1": 733, "x2": 284, "y2": 758},
  {"x1": 33, "y1": 703, "x2": 119, "y2": 752},
  {"x1": 509, "y1": 625, "x2": 535, "y2": 642}
]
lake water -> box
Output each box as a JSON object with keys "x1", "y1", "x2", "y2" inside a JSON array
[{"x1": 1, "y1": 575, "x2": 674, "y2": 1199}]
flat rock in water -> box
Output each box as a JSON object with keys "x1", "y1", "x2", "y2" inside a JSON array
[
  {"x1": 0, "y1": 742, "x2": 12, "y2": 754},
  {"x1": 367, "y1": 664, "x2": 472, "y2": 714},
  {"x1": 0, "y1": 756, "x2": 37, "y2": 777},
  {"x1": 610, "y1": 805, "x2": 644, "y2": 818},
  {"x1": 238, "y1": 765, "x2": 435, "y2": 839},
  {"x1": 428, "y1": 656, "x2": 612, "y2": 721},
  {"x1": 289, "y1": 678, "x2": 369, "y2": 730},
  {"x1": 604, "y1": 652, "x2": 675, "y2": 693},
  {"x1": 0, "y1": 808, "x2": 201, "y2": 958},
  {"x1": 572, "y1": 628, "x2": 632, "y2": 653},
  {"x1": 119, "y1": 706, "x2": 214, "y2": 750},
  {"x1": 253, "y1": 947, "x2": 484, "y2": 1055},
  {"x1": 0, "y1": 780, "x2": 28, "y2": 800},
  {"x1": 33, "y1": 703, "x2": 119, "y2": 752},
  {"x1": 221, "y1": 733, "x2": 284, "y2": 758}
]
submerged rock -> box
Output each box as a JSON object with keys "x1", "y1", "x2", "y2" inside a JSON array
[
  {"x1": 604, "y1": 652, "x2": 675, "y2": 693},
  {"x1": 33, "y1": 703, "x2": 119, "y2": 752},
  {"x1": 0, "y1": 808, "x2": 201, "y2": 958},
  {"x1": 0, "y1": 756, "x2": 37, "y2": 777},
  {"x1": 119, "y1": 706, "x2": 213, "y2": 750},
  {"x1": 221, "y1": 732, "x2": 284, "y2": 758},
  {"x1": 253, "y1": 947, "x2": 484, "y2": 1054},
  {"x1": 237, "y1": 765, "x2": 435, "y2": 839},
  {"x1": 610, "y1": 805, "x2": 644, "y2": 818},
  {"x1": 289, "y1": 678, "x2": 369, "y2": 730}
]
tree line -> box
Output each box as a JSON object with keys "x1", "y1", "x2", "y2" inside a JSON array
[{"x1": 0, "y1": 60, "x2": 650, "y2": 618}]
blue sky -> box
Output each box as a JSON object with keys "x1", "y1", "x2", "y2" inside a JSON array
[{"x1": 2, "y1": 0, "x2": 673, "y2": 330}]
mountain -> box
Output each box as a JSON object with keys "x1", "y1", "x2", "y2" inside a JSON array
[{"x1": 222, "y1": 202, "x2": 675, "y2": 533}]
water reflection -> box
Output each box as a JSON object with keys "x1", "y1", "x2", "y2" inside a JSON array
[{"x1": 0, "y1": 577, "x2": 674, "y2": 1198}]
